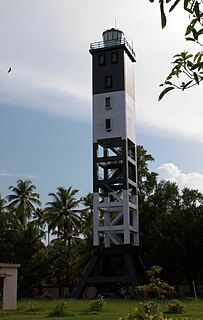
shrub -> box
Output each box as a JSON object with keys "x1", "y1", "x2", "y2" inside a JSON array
[
  {"x1": 89, "y1": 296, "x2": 106, "y2": 312},
  {"x1": 119, "y1": 300, "x2": 166, "y2": 320},
  {"x1": 49, "y1": 301, "x2": 67, "y2": 317},
  {"x1": 136, "y1": 266, "x2": 175, "y2": 299},
  {"x1": 167, "y1": 299, "x2": 185, "y2": 314},
  {"x1": 26, "y1": 301, "x2": 41, "y2": 312}
]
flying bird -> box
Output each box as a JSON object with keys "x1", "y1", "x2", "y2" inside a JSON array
[{"x1": 8, "y1": 67, "x2": 12, "y2": 73}]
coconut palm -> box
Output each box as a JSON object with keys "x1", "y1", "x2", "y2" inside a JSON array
[
  {"x1": 6, "y1": 179, "x2": 41, "y2": 226},
  {"x1": 80, "y1": 192, "x2": 93, "y2": 237},
  {"x1": 45, "y1": 186, "x2": 81, "y2": 247},
  {"x1": 71, "y1": 193, "x2": 94, "y2": 282}
]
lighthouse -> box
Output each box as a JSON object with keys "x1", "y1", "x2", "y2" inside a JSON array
[
  {"x1": 90, "y1": 28, "x2": 139, "y2": 248},
  {"x1": 74, "y1": 29, "x2": 140, "y2": 298}
]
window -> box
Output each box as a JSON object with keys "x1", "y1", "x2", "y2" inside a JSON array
[
  {"x1": 105, "y1": 76, "x2": 112, "y2": 88},
  {"x1": 98, "y1": 54, "x2": 105, "y2": 66},
  {"x1": 111, "y1": 51, "x2": 118, "y2": 64},
  {"x1": 105, "y1": 119, "x2": 112, "y2": 132},
  {"x1": 105, "y1": 97, "x2": 111, "y2": 109}
]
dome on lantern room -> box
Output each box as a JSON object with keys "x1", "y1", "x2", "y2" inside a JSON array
[{"x1": 102, "y1": 28, "x2": 123, "y2": 42}]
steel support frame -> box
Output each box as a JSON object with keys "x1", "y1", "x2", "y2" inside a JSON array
[
  {"x1": 73, "y1": 245, "x2": 141, "y2": 299},
  {"x1": 93, "y1": 138, "x2": 139, "y2": 248}
]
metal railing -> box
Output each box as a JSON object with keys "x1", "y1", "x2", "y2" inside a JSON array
[{"x1": 90, "y1": 37, "x2": 135, "y2": 58}]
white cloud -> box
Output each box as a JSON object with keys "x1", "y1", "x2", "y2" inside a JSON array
[
  {"x1": 0, "y1": 170, "x2": 36, "y2": 179},
  {"x1": 156, "y1": 163, "x2": 203, "y2": 194},
  {"x1": 0, "y1": 0, "x2": 202, "y2": 143},
  {"x1": 0, "y1": 170, "x2": 13, "y2": 177}
]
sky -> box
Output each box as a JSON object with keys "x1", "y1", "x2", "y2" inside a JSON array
[{"x1": 0, "y1": 0, "x2": 203, "y2": 206}]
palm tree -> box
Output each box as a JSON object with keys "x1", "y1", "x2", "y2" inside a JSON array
[
  {"x1": 6, "y1": 179, "x2": 41, "y2": 226},
  {"x1": 45, "y1": 186, "x2": 81, "y2": 296},
  {"x1": 70, "y1": 193, "x2": 94, "y2": 283},
  {"x1": 80, "y1": 192, "x2": 93, "y2": 237},
  {"x1": 45, "y1": 186, "x2": 81, "y2": 247}
]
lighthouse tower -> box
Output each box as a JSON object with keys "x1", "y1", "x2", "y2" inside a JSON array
[
  {"x1": 91, "y1": 28, "x2": 139, "y2": 248},
  {"x1": 74, "y1": 29, "x2": 140, "y2": 298}
]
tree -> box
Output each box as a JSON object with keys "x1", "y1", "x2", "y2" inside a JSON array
[
  {"x1": 6, "y1": 179, "x2": 41, "y2": 226},
  {"x1": 139, "y1": 179, "x2": 180, "y2": 272},
  {"x1": 71, "y1": 193, "x2": 94, "y2": 282},
  {"x1": 45, "y1": 186, "x2": 81, "y2": 247},
  {"x1": 173, "y1": 187, "x2": 203, "y2": 286},
  {"x1": 16, "y1": 221, "x2": 46, "y2": 296},
  {"x1": 140, "y1": 178, "x2": 203, "y2": 289},
  {"x1": 80, "y1": 192, "x2": 93, "y2": 237},
  {"x1": 137, "y1": 145, "x2": 158, "y2": 200},
  {"x1": 0, "y1": 194, "x2": 6, "y2": 214},
  {"x1": 149, "y1": 0, "x2": 203, "y2": 99}
]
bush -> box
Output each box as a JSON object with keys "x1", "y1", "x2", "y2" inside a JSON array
[
  {"x1": 167, "y1": 299, "x2": 185, "y2": 314},
  {"x1": 26, "y1": 301, "x2": 41, "y2": 312},
  {"x1": 136, "y1": 266, "x2": 175, "y2": 299},
  {"x1": 89, "y1": 296, "x2": 106, "y2": 312},
  {"x1": 49, "y1": 301, "x2": 67, "y2": 317},
  {"x1": 119, "y1": 300, "x2": 165, "y2": 320}
]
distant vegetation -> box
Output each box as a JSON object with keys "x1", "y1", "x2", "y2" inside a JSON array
[{"x1": 1, "y1": 145, "x2": 203, "y2": 297}]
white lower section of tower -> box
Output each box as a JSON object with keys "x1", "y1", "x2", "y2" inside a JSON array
[{"x1": 93, "y1": 190, "x2": 139, "y2": 247}]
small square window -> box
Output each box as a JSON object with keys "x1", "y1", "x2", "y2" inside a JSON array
[
  {"x1": 98, "y1": 54, "x2": 105, "y2": 66},
  {"x1": 105, "y1": 76, "x2": 112, "y2": 88},
  {"x1": 105, "y1": 119, "x2": 112, "y2": 132},
  {"x1": 105, "y1": 97, "x2": 111, "y2": 109},
  {"x1": 111, "y1": 51, "x2": 118, "y2": 64}
]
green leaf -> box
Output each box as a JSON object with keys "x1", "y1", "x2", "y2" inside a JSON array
[
  {"x1": 185, "y1": 25, "x2": 193, "y2": 36},
  {"x1": 193, "y1": 72, "x2": 199, "y2": 84},
  {"x1": 184, "y1": 0, "x2": 190, "y2": 10},
  {"x1": 182, "y1": 80, "x2": 193, "y2": 89},
  {"x1": 185, "y1": 53, "x2": 193, "y2": 60},
  {"x1": 194, "y1": 52, "x2": 200, "y2": 61},
  {"x1": 169, "y1": 0, "x2": 181, "y2": 12},
  {"x1": 191, "y1": 62, "x2": 203, "y2": 70},
  {"x1": 190, "y1": 18, "x2": 198, "y2": 27},
  {"x1": 198, "y1": 29, "x2": 203, "y2": 36},
  {"x1": 192, "y1": 28, "x2": 198, "y2": 40},
  {"x1": 185, "y1": 37, "x2": 196, "y2": 42},
  {"x1": 173, "y1": 58, "x2": 183, "y2": 64},
  {"x1": 197, "y1": 55, "x2": 203, "y2": 64},
  {"x1": 160, "y1": 0, "x2": 167, "y2": 28},
  {"x1": 187, "y1": 60, "x2": 193, "y2": 68},
  {"x1": 194, "y1": 1, "x2": 200, "y2": 20},
  {"x1": 158, "y1": 87, "x2": 175, "y2": 101}
]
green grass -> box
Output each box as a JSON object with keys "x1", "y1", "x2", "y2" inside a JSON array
[
  {"x1": 0, "y1": 298, "x2": 203, "y2": 320},
  {"x1": 161, "y1": 299, "x2": 203, "y2": 319}
]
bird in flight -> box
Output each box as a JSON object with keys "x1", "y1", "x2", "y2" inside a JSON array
[{"x1": 8, "y1": 67, "x2": 12, "y2": 73}]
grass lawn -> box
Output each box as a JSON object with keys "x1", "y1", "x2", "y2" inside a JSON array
[{"x1": 0, "y1": 298, "x2": 203, "y2": 319}]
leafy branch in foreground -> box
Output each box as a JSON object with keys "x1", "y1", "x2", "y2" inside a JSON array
[
  {"x1": 149, "y1": 0, "x2": 203, "y2": 100},
  {"x1": 159, "y1": 50, "x2": 203, "y2": 100}
]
